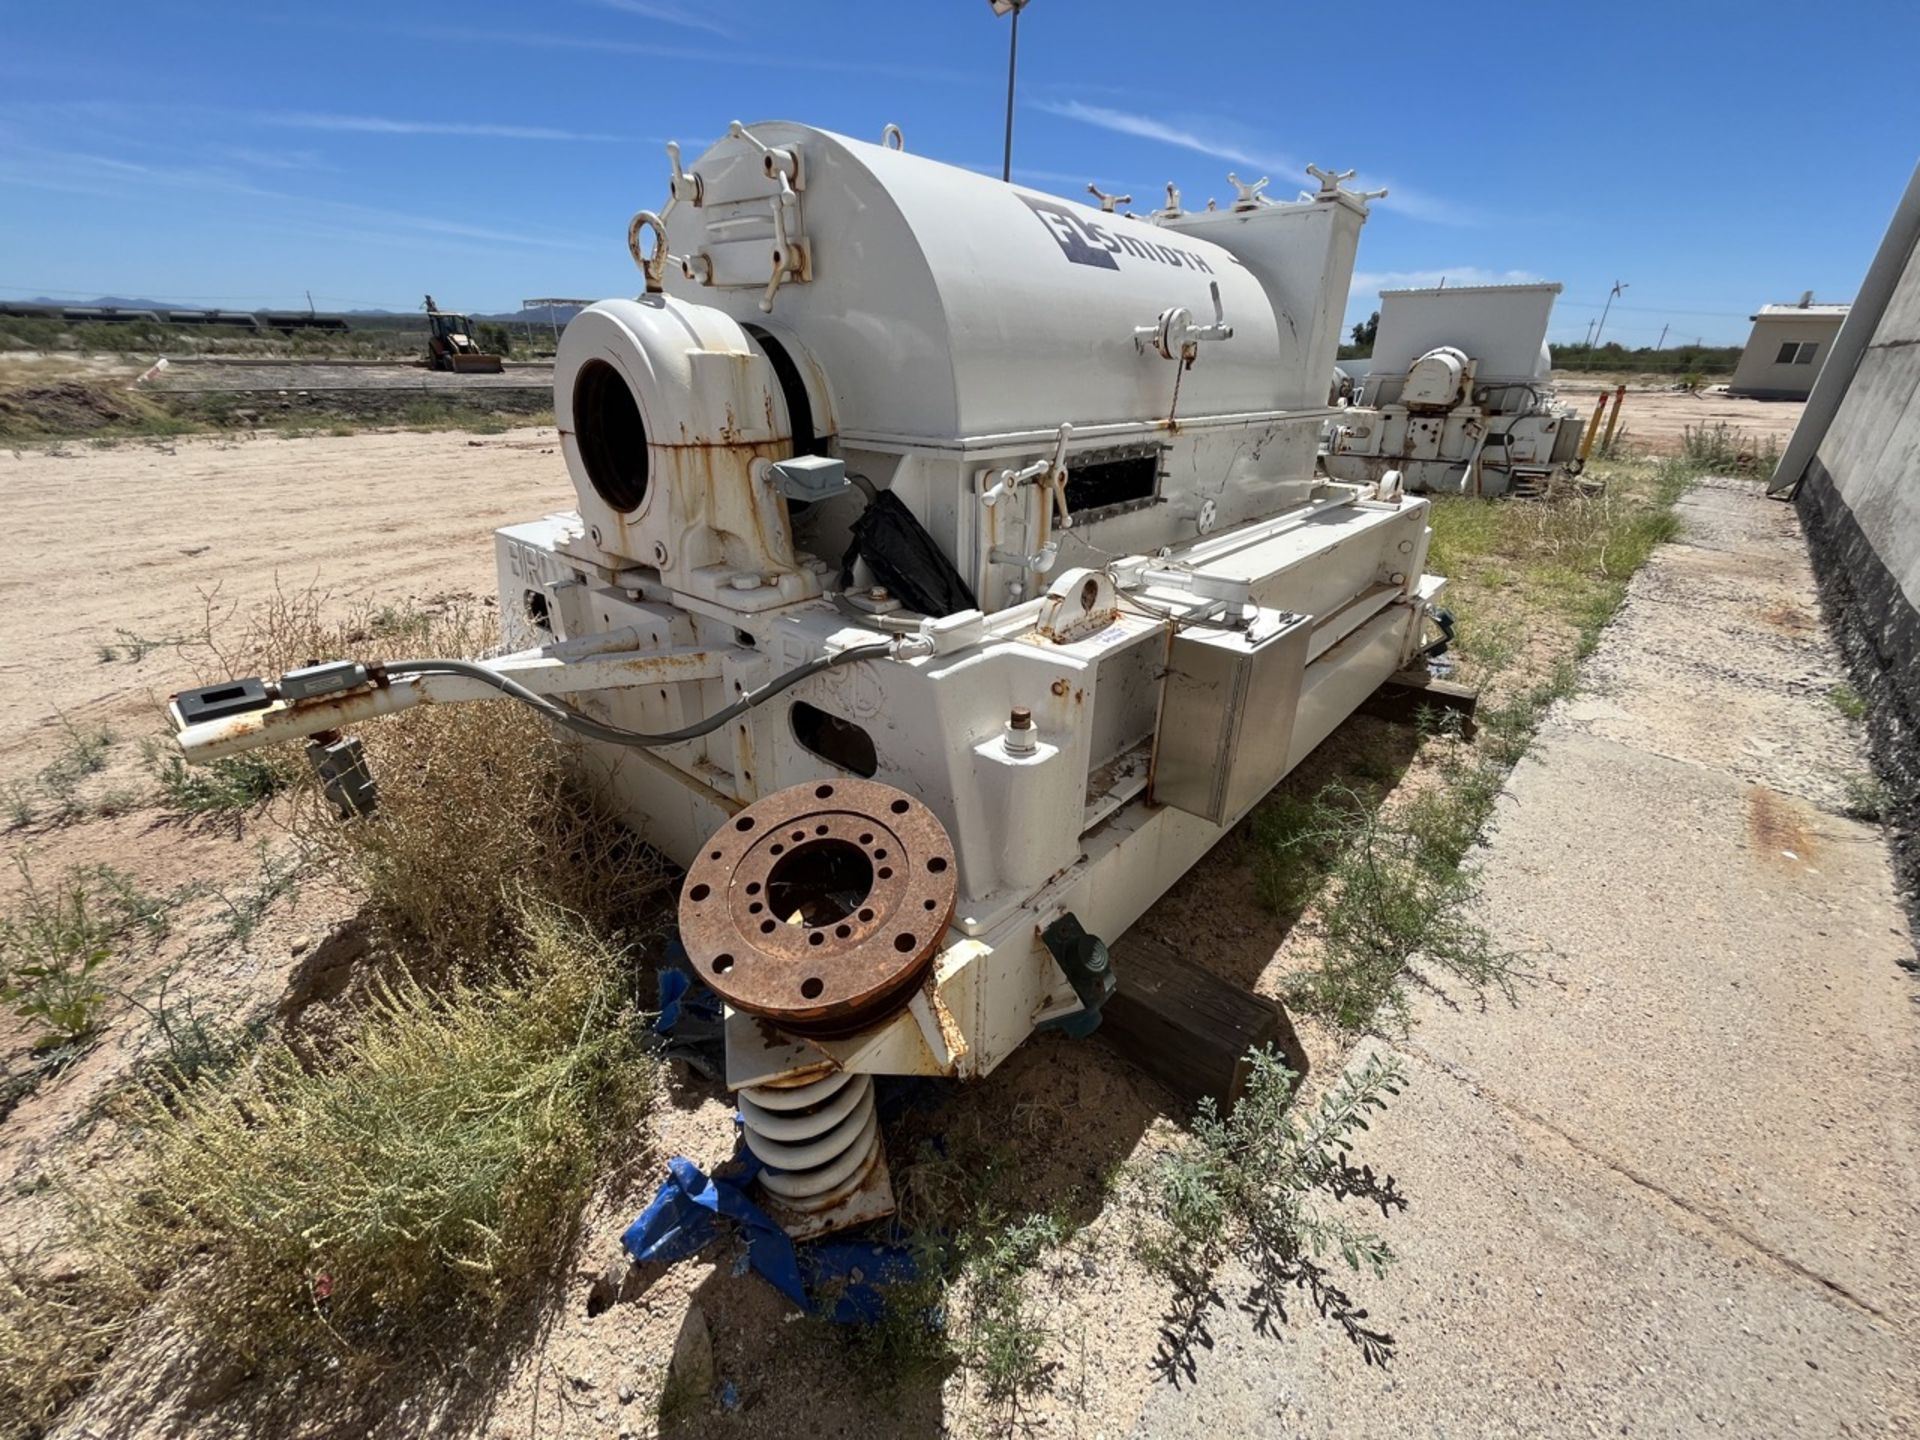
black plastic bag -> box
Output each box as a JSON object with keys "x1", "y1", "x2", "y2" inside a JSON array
[{"x1": 839, "y1": 491, "x2": 978, "y2": 617}]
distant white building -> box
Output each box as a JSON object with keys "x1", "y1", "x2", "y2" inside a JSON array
[{"x1": 1729, "y1": 293, "x2": 1849, "y2": 399}]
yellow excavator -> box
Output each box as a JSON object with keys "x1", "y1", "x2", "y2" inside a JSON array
[{"x1": 423, "y1": 295, "x2": 504, "y2": 373}]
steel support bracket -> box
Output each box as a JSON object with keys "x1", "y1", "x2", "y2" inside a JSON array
[
  {"x1": 1036, "y1": 912, "x2": 1116, "y2": 1039},
  {"x1": 307, "y1": 734, "x2": 377, "y2": 819}
]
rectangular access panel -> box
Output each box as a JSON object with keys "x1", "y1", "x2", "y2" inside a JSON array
[{"x1": 1152, "y1": 608, "x2": 1313, "y2": 825}]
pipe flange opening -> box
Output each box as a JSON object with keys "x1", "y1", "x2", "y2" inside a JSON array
[{"x1": 679, "y1": 779, "x2": 957, "y2": 1036}]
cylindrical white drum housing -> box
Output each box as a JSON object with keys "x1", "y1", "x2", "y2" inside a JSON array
[
  {"x1": 556, "y1": 121, "x2": 1378, "y2": 613},
  {"x1": 658, "y1": 122, "x2": 1292, "y2": 443}
]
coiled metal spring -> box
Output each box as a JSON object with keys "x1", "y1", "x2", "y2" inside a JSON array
[{"x1": 738, "y1": 1070, "x2": 882, "y2": 1214}]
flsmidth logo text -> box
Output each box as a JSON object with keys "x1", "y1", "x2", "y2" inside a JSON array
[{"x1": 1021, "y1": 196, "x2": 1214, "y2": 275}]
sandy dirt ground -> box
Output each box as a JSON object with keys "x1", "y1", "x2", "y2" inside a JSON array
[
  {"x1": 0, "y1": 426, "x2": 572, "y2": 788},
  {"x1": 1553, "y1": 379, "x2": 1806, "y2": 456},
  {"x1": 140, "y1": 358, "x2": 554, "y2": 392}
]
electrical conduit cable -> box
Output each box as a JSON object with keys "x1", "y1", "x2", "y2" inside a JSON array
[{"x1": 379, "y1": 641, "x2": 895, "y2": 750}]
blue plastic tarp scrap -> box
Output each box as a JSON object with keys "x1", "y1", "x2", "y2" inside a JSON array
[
  {"x1": 653, "y1": 945, "x2": 726, "y2": 1080},
  {"x1": 621, "y1": 1152, "x2": 918, "y2": 1323},
  {"x1": 638, "y1": 958, "x2": 919, "y2": 1322}
]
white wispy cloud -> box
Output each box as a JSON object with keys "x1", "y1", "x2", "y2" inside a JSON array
[
  {"x1": 408, "y1": 24, "x2": 976, "y2": 85},
  {"x1": 258, "y1": 112, "x2": 622, "y2": 142},
  {"x1": 592, "y1": 0, "x2": 732, "y2": 38},
  {"x1": 201, "y1": 142, "x2": 338, "y2": 173},
  {"x1": 0, "y1": 143, "x2": 599, "y2": 254},
  {"x1": 955, "y1": 160, "x2": 1137, "y2": 192},
  {"x1": 1035, "y1": 99, "x2": 1473, "y2": 226},
  {"x1": 1036, "y1": 100, "x2": 1301, "y2": 180},
  {"x1": 1351, "y1": 267, "x2": 1546, "y2": 294}
]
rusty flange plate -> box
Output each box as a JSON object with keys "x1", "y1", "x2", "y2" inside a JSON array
[{"x1": 679, "y1": 779, "x2": 958, "y2": 1037}]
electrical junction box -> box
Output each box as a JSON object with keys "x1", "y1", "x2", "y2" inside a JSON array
[
  {"x1": 1152, "y1": 609, "x2": 1313, "y2": 825},
  {"x1": 771, "y1": 454, "x2": 850, "y2": 504}
]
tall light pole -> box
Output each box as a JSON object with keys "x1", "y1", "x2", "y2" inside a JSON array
[
  {"x1": 990, "y1": 0, "x2": 1030, "y2": 182},
  {"x1": 1593, "y1": 280, "x2": 1628, "y2": 350}
]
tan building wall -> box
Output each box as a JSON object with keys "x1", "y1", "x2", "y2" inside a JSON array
[{"x1": 1729, "y1": 311, "x2": 1846, "y2": 398}]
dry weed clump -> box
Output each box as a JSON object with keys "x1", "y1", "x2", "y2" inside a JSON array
[
  {"x1": 107, "y1": 905, "x2": 654, "y2": 1368},
  {"x1": 0, "y1": 587, "x2": 674, "y2": 1433},
  {"x1": 179, "y1": 584, "x2": 667, "y2": 967},
  {"x1": 0, "y1": 1252, "x2": 146, "y2": 1438}
]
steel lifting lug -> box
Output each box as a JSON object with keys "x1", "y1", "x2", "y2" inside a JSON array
[{"x1": 627, "y1": 211, "x2": 670, "y2": 294}]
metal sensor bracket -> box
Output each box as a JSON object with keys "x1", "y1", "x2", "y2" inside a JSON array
[
  {"x1": 307, "y1": 735, "x2": 377, "y2": 819},
  {"x1": 174, "y1": 677, "x2": 272, "y2": 724},
  {"x1": 280, "y1": 661, "x2": 371, "y2": 702},
  {"x1": 770, "y1": 454, "x2": 851, "y2": 504}
]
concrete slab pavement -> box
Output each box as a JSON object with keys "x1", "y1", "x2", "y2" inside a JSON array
[{"x1": 1137, "y1": 478, "x2": 1919, "y2": 1438}]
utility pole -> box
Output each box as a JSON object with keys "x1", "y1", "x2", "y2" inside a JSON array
[
  {"x1": 1655, "y1": 322, "x2": 1669, "y2": 350},
  {"x1": 1584, "y1": 318, "x2": 1596, "y2": 348},
  {"x1": 990, "y1": 0, "x2": 1031, "y2": 182},
  {"x1": 1593, "y1": 280, "x2": 1628, "y2": 350},
  {"x1": 305, "y1": 288, "x2": 315, "y2": 317}
]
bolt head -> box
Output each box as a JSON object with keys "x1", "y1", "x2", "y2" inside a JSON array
[
  {"x1": 868, "y1": 586, "x2": 890, "y2": 602},
  {"x1": 1009, "y1": 706, "x2": 1033, "y2": 729}
]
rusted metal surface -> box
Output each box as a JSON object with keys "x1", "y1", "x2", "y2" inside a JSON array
[
  {"x1": 679, "y1": 778, "x2": 957, "y2": 1037},
  {"x1": 755, "y1": 1141, "x2": 897, "y2": 1240}
]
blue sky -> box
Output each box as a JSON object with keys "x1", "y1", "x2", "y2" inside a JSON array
[{"x1": 1, "y1": 0, "x2": 1912, "y2": 346}]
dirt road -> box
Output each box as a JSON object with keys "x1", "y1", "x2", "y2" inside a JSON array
[{"x1": 0, "y1": 426, "x2": 571, "y2": 786}]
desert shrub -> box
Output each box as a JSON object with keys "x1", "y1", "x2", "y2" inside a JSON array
[
  {"x1": 144, "y1": 742, "x2": 293, "y2": 817},
  {"x1": 0, "y1": 1251, "x2": 145, "y2": 1438},
  {"x1": 1679, "y1": 421, "x2": 1780, "y2": 477},
  {"x1": 1827, "y1": 683, "x2": 1866, "y2": 720},
  {"x1": 114, "y1": 906, "x2": 653, "y2": 1366},
  {"x1": 302, "y1": 703, "x2": 661, "y2": 966},
  {"x1": 1140, "y1": 1047, "x2": 1408, "y2": 1376},
  {"x1": 1839, "y1": 769, "x2": 1890, "y2": 824},
  {"x1": 121, "y1": 966, "x2": 264, "y2": 1095},
  {"x1": 475, "y1": 322, "x2": 513, "y2": 358},
  {"x1": 0, "y1": 861, "x2": 168, "y2": 1049},
  {"x1": 1255, "y1": 780, "x2": 1517, "y2": 1036},
  {"x1": 1429, "y1": 459, "x2": 1687, "y2": 656},
  {"x1": 842, "y1": 1126, "x2": 1089, "y2": 1417},
  {"x1": 177, "y1": 587, "x2": 665, "y2": 967},
  {"x1": 954, "y1": 1212, "x2": 1069, "y2": 1408}
]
